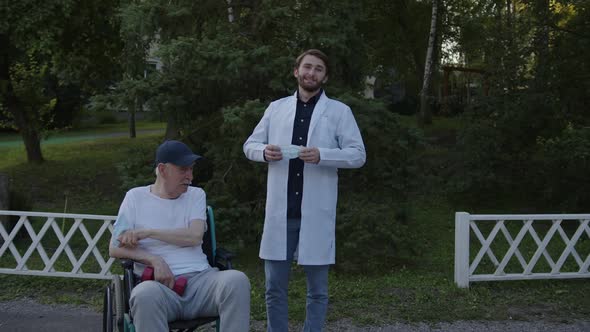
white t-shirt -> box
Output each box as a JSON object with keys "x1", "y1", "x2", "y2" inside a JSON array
[{"x1": 114, "y1": 185, "x2": 211, "y2": 275}]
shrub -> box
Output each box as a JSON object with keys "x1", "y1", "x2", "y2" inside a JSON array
[
  {"x1": 334, "y1": 94, "x2": 425, "y2": 270},
  {"x1": 4, "y1": 190, "x2": 33, "y2": 235},
  {"x1": 196, "y1": 95, "x2": 426, "y2": 270},
  {"x1": 336, "y1": 195, "x2": 418, "y2": 273},
  {"x1": 199, "y1": 100, "x2": 269, "y2": 246},
  {"x1": 536, "y1": 126, "x2": 590, "y2": 211},
  {"x1": 116, "y1": 95, "x2": 427, "y2": 269},
  {"x1": 116, "y1": 140, "x2": 160, "y2": 192},
  {"x1": 336, "y1": 93, "x2": 425, "y2": 195},
  {"x1": 451, "y1": 91, "x2": 566, "y2": 206},
  {"x1": 96, "y1": 112, "x2": 119, "y2": 124}
]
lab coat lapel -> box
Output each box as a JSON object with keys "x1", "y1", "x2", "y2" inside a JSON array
[
  {"x1": 277, "y1": 92, "x2": 298, "y2": 145},
  {"x1": 307, "y1": 91, "x2": 327, "y2": 141}
]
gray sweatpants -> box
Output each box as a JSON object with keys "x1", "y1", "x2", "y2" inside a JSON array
[{"x1": 129, "y1": 267, "x2": 250, "y2": 332}]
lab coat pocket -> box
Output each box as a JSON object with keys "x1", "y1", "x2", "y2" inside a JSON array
[{"x1": 316, "y1": 115, "x2": 338, "y2": 148}]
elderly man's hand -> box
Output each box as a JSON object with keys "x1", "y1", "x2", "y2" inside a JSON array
[
  {"x1": 151, "y1": 257, "x2": 175, "y2": 289},
  {"x1": 118, "y1": 229, "x2": 148, "y2": 248},
  {"x1": 264, "y1": 144, "x2": 283, "y2": 161},
  {"x1": 299, "y1": 147, "x2": 320, "y2": 164}
]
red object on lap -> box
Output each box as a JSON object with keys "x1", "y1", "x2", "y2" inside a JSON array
[
  {"x1": 173, "y1": 277, "x2": 187, "y2": 296},
  {"x1": 140, "y1": 266, "x2": 186, "y2": 296},
  {"x1": 141, "y1": 266, "x2": 154, "y2": 281}
]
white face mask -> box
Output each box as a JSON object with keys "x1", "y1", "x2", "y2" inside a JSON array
[{"x1": 280, "y1": 145, "x2": 303, "y2": 159}]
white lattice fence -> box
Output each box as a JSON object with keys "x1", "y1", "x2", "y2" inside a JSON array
[
  {"x1": 454, "y1": 212, "x2": 590, "y2": 288},
  {"x1": 0, "y1": 210, "x2": 117, "y2": 280}
]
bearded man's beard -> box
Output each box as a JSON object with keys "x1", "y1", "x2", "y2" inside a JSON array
[{"x1": 298, "y1": 76, "x2": 323, "y2": 92}]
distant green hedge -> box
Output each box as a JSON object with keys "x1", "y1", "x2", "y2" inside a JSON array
[
  {"x1": 204, "y1": 94, "x2": 425, "y2": 271},
  {"x1": 453, "y1": 91, "x2": 590, "y2": 212}
]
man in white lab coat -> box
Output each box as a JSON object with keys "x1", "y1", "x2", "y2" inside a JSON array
[{"x1": 243, "y1": 49, "x2": 366, "y2": 331}]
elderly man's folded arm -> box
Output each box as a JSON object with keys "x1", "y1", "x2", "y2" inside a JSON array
[
  {"x1": 142, "y1": 219, "x2": 206, "y2": 247},
  {"x1": 109, "y1": 245, "x2": 160, "y2": 266},
  {"x1": 110, "y1": 219, "x2": 207, "y2": 254}
]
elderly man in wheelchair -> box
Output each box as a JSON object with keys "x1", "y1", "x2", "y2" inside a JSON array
[{"x1": 106, "y1": 140, "x2": 250, "y2": 332}]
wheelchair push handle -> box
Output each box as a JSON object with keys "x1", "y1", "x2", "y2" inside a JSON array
[{"x1": 141, "y1": 266, "x2": 187, "y2": 296}]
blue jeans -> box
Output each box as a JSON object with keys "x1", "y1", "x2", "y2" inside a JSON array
[{"x1": 265, "y1": 218, "x2": 330, "y2": 332}]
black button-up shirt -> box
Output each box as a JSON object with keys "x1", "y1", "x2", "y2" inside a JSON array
[{"x1": 287, "y1": 89, "x2": 322, "y2": 218}]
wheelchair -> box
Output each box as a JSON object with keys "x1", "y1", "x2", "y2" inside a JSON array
[{"x1": 103, "y1": 206, "x2": 235, "y2": 332}]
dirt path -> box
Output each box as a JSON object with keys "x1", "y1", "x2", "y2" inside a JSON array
[
  {"x1": 1, "y1": 298, "x2": 589, "y2": 332},
  {"x1": 0, "y1": 298, "x2": 102, "y2": 332}
]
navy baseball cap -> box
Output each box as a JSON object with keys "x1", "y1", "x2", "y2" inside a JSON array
[{"x1": 155, "y1": 140, "x2": 202, "y2": 166}]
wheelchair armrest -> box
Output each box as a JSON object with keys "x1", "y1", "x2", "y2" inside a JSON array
[
  {"x1": 215, "y1": 247, "x2": 235, "y2": 270},
  {"x1": 216, "y1": 247, "x2": 235, "y2": 260},
  {"x1": 120, "y1": 259, "x2": 135, "y2": 271}
]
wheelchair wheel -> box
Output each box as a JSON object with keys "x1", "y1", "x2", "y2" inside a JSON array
[
  {"x1": 102, "y1": 283, "x2": 113, "y2": 332},
  {"x1": 111, "y1": 275, "x2": 125, "y2": 332}
]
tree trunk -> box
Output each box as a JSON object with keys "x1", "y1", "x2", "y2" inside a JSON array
[
  {"x1": 0, "y1": 173, "x2": 10, "y2": 233},
  {"x1": 226, "y1": 0, "x2": 234, "y2": 23},
  {"x1": 20, "y1": 125, "x2": 45, "y2": 163},
  {"x1": 1, "y1": 33, "x2": 44, "y2": 163},
  {"x1": 165, "y1": 111, "x2": 180, "y2": 140},
  {"x1": 128, "y1": 110, "x2": 136, "y2": 138},
  {"x1": 505, "y1": 0, "x2": 516, "y2": 91},
  {"x1": 128, "y1": 100, "x2": 137, "y2": 138},
  {"x1": 533, "y1": 0, "x2": 551, "y2": 91},
  {"x1": 5, "y1": 85, "x2": 44, "y2": 163},
  {"x1": 418, "y1": 0, "x2": 440, "y2": 126}
]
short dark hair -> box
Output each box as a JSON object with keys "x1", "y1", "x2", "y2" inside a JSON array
[{"x1": 294, "y1": 49, "x2": 329, "y2": 75}]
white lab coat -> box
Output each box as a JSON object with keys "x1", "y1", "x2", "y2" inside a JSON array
[{"x1": 243, "y1": 91, "x2": 366, "y2": 265}]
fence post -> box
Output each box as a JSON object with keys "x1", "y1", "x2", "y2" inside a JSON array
[
  {"x1": 0, "y1": 173, "x2": 10, "y2": 211},
  {"x1": 0, "y1": 173, "x2": 10, "y2": 247},
  {"x1": 454, "y1": 212, "x2": 470, "y2": 288}
]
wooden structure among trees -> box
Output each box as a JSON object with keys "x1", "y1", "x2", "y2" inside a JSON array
[{"x1": 440, "y1": 65, "x2": 488, "y2": 114}]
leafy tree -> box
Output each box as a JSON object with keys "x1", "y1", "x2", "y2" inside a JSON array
[
  {"x1": 107, "y1": 0, "x2": 371, "y2": 143},
  {"x1": 0, "y1": 0, "x2": 122, "y2": 163},
  {"x1": 550, "y1": 0, "x2": 590, "y2": 124},
  {"x1": 448, "y1": 0, "x2": 590, "y2": 208},
  {"x1": 361, "y1": 0, "x2": 433, "y2": 106},
  {"x1": 4, "y1": 55, "x2": 57, "y2": 157}
]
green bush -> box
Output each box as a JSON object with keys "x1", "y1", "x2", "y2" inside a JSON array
[
  {"x1": 3, "y1": 190, "x2": 33, "y2": 234},
  {"x1": 336, "y1": 93, "x2": 425, "y2": 195},
  {"x1": 192, "y1": 95, "x2": 426, "y2": 270},
  {"x1": 336, "y1": 195, "x2": 417, "y2": 273},
  {"x1": 116, "y1": 95, "x2": 427, "y2": 268},
  {"x1": 116, "y1": 140, "x2": 160, "y2": 192},
  {"x1": 96, "y1": 112, "x2": 120, "y2": 125},
  {"x1": 451, "y1": 92, "x2": 566, "y2": 206},
  {"x1": 334, "y1": 94, "x2": 425, "y2": 270},
  {"x1": 200, "y1": 100, "x2": 269, "y2": 246},
  {"x1": 536, "y1": 126, "x2": 590, "y2": 211}
]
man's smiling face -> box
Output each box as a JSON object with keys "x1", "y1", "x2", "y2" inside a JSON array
[{"x1": 294, "y1": 54, "x2": 328, "y2": 93}]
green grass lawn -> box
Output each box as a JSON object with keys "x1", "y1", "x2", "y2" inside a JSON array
[
  {"x1": 0, "y1": 121, "x2": 165, "y2": 148},
  {"x1": 0, "y1": 118, "x2": 589, "y2": 325}
]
